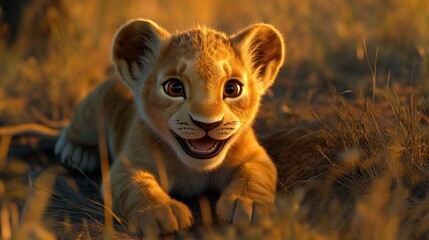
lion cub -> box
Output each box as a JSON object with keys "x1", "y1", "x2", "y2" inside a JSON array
[{"x1": 55, "y1": 19, "x2": 285, "y2": 235}]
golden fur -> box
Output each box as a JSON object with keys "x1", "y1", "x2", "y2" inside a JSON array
[{"x1": 55, "y1": 19, "x2": 285, "y2": 235}]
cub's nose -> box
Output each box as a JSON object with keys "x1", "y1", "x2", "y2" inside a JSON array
[{"x1": 190, "y1": 116, "x2": 222, "y2": 131}]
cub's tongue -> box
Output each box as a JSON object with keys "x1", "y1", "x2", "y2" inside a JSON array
[{"x1": 188, "y1": 136, "x2": 217, "y2": 150}]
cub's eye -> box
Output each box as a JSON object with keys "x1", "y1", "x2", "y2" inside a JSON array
[
  {"x1": 163, "y1": 78, "x2": 185, "y2": 98},
  {"x1": 223, "y1": 80, "x2": 242, "y2": 98}
]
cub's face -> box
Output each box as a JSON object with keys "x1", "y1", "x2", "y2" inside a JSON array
[
  {"x1": 112, "y1": 20, "x2": 285, "y2": 171},
  {"x1": 141, "y1": 39, "x2": 259, "y2": 171}
]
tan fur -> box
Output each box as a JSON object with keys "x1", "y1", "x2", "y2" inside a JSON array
[{"x1": 55, "y1": 19, "x2": 285, "y2": 235}]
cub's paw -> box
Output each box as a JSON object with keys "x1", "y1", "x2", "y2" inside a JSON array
[
  {"x1": 55, "y1": 130, "x2": 99, "y2": 171},
  {"x1": 127, "y1": 199, "x2": 193, "y2": 236},
  {"x1": 216, "y1": 194, "x2": 275, "y2": 225}
]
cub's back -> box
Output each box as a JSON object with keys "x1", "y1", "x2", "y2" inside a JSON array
[{"x1": 95, "y1": 77, "x2": 135, "y2": 157}]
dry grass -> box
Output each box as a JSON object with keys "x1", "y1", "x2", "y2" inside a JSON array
[{"x1": 1, "y1": 0, "x2": 429, "y2": 239}]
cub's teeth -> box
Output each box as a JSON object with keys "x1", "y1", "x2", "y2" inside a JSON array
[{"x1": 185, "y1": 140, "x2": 219, "y2": 154}]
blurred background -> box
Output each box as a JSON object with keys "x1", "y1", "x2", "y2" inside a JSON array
[{"x1": 0, "y1": 0, "x2": 428, "y2": 127}]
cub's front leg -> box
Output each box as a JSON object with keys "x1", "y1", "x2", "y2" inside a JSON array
[
  {"x1": 110, "y1": 160, "x2": 193, "y2": 235},
  {"x1": 216, "y1": 150, "x2": 277, "y2": 224}
]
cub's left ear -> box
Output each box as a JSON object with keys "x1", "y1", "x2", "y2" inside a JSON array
[
  {"x1": 112, "y1": 19, "x2": 171, "y2": 88},
  {"x1": 230, "y1": 24, "x2": 285, "y2": 94}
]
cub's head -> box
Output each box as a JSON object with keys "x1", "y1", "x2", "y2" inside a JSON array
[{"x1": 112, "y1": 19, "x2": 285, "y2": 171}]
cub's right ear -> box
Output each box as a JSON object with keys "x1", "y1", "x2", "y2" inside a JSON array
[{"x1": 112, "y1": 19, "x2": 170, "y2": 88}]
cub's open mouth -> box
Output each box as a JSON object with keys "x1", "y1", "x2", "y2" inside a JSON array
[{"x1": 173, "y1": 134, "x2": 228, "y2": 159}]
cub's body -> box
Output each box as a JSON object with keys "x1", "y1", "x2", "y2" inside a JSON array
[{"x1": 55, "y1": 20, "x2": 285, "y2": 235}]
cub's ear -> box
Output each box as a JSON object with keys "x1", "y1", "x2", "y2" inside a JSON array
[
  {"x1": 112, "y1": 19, "x2": 170, "y2": 88},
  {"x1": 230, "y1": 24, "x2": 285, "y2": 94}
]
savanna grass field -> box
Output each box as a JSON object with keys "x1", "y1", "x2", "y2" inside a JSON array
[{"x1": 1, "y1": 0, "x2": 429, "y2": 239}]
